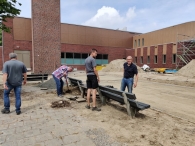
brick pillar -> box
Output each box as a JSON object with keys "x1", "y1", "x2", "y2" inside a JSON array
[
  {"x1": 150, "y1": 46, "x2": 155, "y2": 68},
  {"x1": 137, "y1": 48, "x2": 141, "y2": 66},
  {"x1": 143, "y1": 47, "x2": 147, "y2": 64},
  {"x1": 32, "y1": 0, "x2": 61, "y2": 74},
  {"x1": 158, "y1": 45, "x2": 163, "y2": 67}
]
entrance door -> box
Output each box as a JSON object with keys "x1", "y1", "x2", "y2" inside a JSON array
[{"x1": 14, "y1": 50, "x2": 31, "y2": 68}]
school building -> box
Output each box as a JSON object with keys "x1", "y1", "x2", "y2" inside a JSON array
[{"x1": 1, "y1": 0, "x2": 195, "y2": 73}]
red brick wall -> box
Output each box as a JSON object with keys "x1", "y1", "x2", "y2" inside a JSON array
[
  {"x1": 158, "y1": 45, "x2": 163, "y2": 67},
  {"x1": 125, "y1": 49, "x2": 135, "y2": 60},
  {"x1": 0, "y1": 46, "x2": 2, "y2": 70},
  {"x1": 32, "y1": 0, "x2": 61, "y2": 74},
  {"x1": 167, "y1": 43, "x2": 176, "y2": 68},
  {"x1": 136, "y1": 48, "x2": 141, "y2": 66},
  {"x1": 143, "y1": 47, "x2": 147, "y2": 64},
  {"x1": 150, "y1": 46, "x2": 155, "y2": 68}
]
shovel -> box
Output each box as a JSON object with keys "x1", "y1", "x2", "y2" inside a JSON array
[{"x1": 66, "y1": 80, "x2": 72, "y2": 93}]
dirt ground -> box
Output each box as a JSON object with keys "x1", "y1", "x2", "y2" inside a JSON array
[{"x1": 0, "y1": 71, "x2": 195, "y2": 146}]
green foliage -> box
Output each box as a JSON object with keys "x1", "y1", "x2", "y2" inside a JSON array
[{"x1": 0, "y1": 0, "x2": 21, "y2": 32}]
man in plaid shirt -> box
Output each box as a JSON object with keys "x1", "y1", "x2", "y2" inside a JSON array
[{"x1": 52, "y1": 65, "x2": 73, "y2": 97}]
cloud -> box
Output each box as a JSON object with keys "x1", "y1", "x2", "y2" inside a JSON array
[{"x1": 82, "y1": 6, "x2": 136, "y2": 30}]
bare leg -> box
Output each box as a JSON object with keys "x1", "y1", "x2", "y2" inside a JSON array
[
  {"x1": 92, "y1": 89, "x2": 97, "y2": 107},
  {"x1": 87, "y1": 89, "x2": 92, "y2": 106}
]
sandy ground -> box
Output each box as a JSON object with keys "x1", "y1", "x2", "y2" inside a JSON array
[{"x1": 0, "y1": 71, "x2": 195, "y2": 146}]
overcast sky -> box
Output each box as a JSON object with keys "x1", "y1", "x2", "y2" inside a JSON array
[{"x1": 16, "y1": 0, "x2": 195, "y2": 33}]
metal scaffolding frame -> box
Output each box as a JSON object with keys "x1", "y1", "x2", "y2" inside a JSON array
[{"x1": 176, "y1": 34, "x2": 195, "y2": 69}]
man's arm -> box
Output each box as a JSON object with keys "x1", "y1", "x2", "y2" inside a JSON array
[
  {"x1": 133, "y1": 74, "x2": 138, "y2": 88},
  {"x1": 93, "y1": 67, "x2": 100, "y2": 82},
  {"x1": 23, "y1": 73, "x2": 27, "y2": 85},
  {"x1": 3, "y1": 73, "x2": 8, "y2": 89}
]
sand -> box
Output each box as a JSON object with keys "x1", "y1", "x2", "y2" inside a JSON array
[
  {"x1": 176, "y1": 59, "x2": 195, "y2": 78},
  {"x1": 101, "y1": 59, "x2": 144, "y2": 73}
]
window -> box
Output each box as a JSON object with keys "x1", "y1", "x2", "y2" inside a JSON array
[
  {"x1": 173, "y1": 54, "x2": 176, "y2": 64},
  {"x1": 61, "y1": 53, "x2": 65, "y2": 58},
  {"x1": 82, "y1": 53, "x2": 88, "y2": 59},
  {"x1": 138, "y1": 39, "x2": 140, "y2": 47},
  {"x1": 103, "y1": 54, "x2": 108, "y2": 59},
  {"x1": 142, "y1": 38, "x2": 144, "y2": 46},
  {"x1": 66, "y1": 53, "x2": 73, "y2": 58},
  {"x1": 154, "y1": 55, "x2": 158, "y2": 64},
  {"x1": 135, "y1": 57, "x2": 137, "y2": 63},
  {"x1": 147, "y1": 56, "x2": 150, "y2": 64},
  {"x1": 74, "y1": 53, "x2": 81, "y2": 58},
  {"x1": 134, "y1": 40, "x2": 137, "y2": 48},
  {"x1": 140, "y1": 57, "x2": 143, "y2": 64},
  {"x1": 96, "y1": 54, "x2": 102, "y2": 59},
  {"x1": 163, "y1": 55, "x2": 166, "y2": 64}
]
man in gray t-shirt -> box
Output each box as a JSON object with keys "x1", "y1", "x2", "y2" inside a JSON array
[
  {"x1": 1, "y1": 53, "x2": 27, "y2": 115},
  {"x1": 84, "y1": 49, "x2": 101, "y2": 111}
]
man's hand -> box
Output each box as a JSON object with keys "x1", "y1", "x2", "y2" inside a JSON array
[
  {"x1": 23, "y1": 80, "x2": 27, "y2": 85},
  {"x1": 97, "y1": 78, "x2": 100, "y2": 83},
  {"x1": 133, "y1": 82, "x2": 137, "y2": 88},
  {"x1": 3, "y1": 84, "x2": 8, "y2": 90}
]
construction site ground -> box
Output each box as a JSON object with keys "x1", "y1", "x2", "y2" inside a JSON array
[{"x1": 0, "y1": 71, "x2": 195, "y2": 146}]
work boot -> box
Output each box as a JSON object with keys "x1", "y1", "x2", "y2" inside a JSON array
[
  {"x1": 16, "y1": 111, "x2": 21, "y2": 115},
  {"x1": 1, "y1": 109, "x2": 10, "y2": 114},
  {"x1": 92, "y1": 107, "x2": 101, "y2": 111},
  {"x1": 58, "y1": 95, "x2": 64, "y2": 98},
  {"x1": 85, "y1": 105, "x2": 90, "y2": 109}
]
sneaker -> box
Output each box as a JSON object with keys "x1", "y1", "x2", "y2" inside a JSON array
[
  {"x1": 1, "y1": 109, "x2": 10, "y2": 114},
  {"x1": 92, "y1": 107, "x2": 101, "y2": 111},
  {"x1": 58, "y1": 95, "x2": 64, "y2": 98},
  {"x1": 85, "y1": 105, "x2": 90, "y2": 109},
  {"x1": 16, "y1": 111, "x2": 21, "y2": 115}
]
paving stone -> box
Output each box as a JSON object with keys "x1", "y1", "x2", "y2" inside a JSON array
[
  {"x1": 31, "y1": 123, "x2": 45, "y2": 130},
  {"x1": 0, "y1": 124, "x2": 9, "y2": 131},
  {"x1": 30, "y1": 114, "x2": 44, "y2": 120},
  {"x1": 6, "y1": 132, "x2": 24, "y2": 142},
  {"x1": 9, "y1": 121, "x2": 24, "y2": 128},
  {"x1": 0, "y1": 128, "x2": 15, "y2": 136},
  {"x1": 0, "y1": 141, "x2": 18, "y2": 146},
  {"x1": 2, "y1": 118, "x2": 18, "y2": 125},
  {"x1": 17, "y1": 137, "x2": 36, "y2": 146},
  {"x1": 37, "y1": 117, "x2": 51, "y2": 124},
  {"x1": 15, "y1": 125, "x2": 32, "y2": 133},
  {"x1": 40, "y1": 125, "x2": 55, "y2": 134},
  {"x1": 46, "y1": 120, "x2": 60, "y2": 127},
  {"x1": 23, "y1": 119, "x2": 37, "y2": 126},
  {"x1": 76, "y1": 137, "x2": 96, "y2": 146},
  {"x1": 29, "y1": 142, "x2": 45, "y2": 146},
  {"x1": 0, "y1": 135, "x2": 6, "y2": 145},
  {"x1": 63, "y1": 134, "x2": 80, "y2": 145},
  {"x1": 51, "y1": 128, "x2": 69, "y2": 138},
  {"x1": 35, "y1": 133, "x2": 53, "y2": 143},
  {"x1": 64, "y1": 143, "x2": 76, "y2": 146},
  {"x1": 23, "y1": 129, "x2": 41, "y2": 138},
  {"x1": 44, "y1": 138, "x2": 64, "y2": 146}
]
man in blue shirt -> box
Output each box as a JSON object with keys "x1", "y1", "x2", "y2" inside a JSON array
[{"x1": 121, "y1": 56, "x2": 138, "y2": 93}]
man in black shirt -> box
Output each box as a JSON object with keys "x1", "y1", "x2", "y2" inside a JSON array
[{"x1": 121, "y1": 56, "x2": 138, "y2": 93}]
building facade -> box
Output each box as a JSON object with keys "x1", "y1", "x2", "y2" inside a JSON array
[{"x1": 1, "y1": 0, "x2": 195, "y2": 73}]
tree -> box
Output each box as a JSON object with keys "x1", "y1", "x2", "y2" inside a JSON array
[{"x1": 0, "y1": 0, "x2": 21, "y2": 32}]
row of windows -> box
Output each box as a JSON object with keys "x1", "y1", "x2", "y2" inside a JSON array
[
  {"x1": 134, "y1": 38, "x2": 144, "y2": 48},
  {"x1": 135, "y1": 54, "x2": 176, "y2": 64},
  {"x1": 61, "y1": 52, "x2": 108, "y2": 65}
]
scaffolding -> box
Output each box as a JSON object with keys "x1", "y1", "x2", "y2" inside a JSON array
[{"x1": 176, "y1": 34, "x2": 195, "y2": 69}]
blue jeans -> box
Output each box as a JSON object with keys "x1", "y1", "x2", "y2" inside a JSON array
[
  {"x1": 4, "y1": 83, "x2": 22, "y2": 112},
  {"x1": 120, "y1": 78, "x2": 134, "y2": 93},
  {"x1": 52, "y1": 75, "x2": 64, "y2": 96}
]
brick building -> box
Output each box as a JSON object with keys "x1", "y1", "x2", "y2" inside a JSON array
[{"x1": 1, "y1": 0, "x2": 195, "y2": 73}]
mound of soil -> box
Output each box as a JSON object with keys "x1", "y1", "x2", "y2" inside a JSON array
[{"x1": 51, "y1": 100, "x2": 70, "y2": 108}]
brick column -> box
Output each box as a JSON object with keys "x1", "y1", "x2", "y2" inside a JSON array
[{"x1": 32, "y1": 0, "x2": 61, "y2": 74}]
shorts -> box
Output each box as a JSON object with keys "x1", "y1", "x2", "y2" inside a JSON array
[{"x1": 86, "y1": 75, "x2": 98, "y2": 89}]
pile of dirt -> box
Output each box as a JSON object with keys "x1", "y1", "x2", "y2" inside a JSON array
[
  {"x1": 101, "y1": 59, "x2": 143, "y2": 73},
  {"x1": 51, "y1": 100, "x2": 70, "y2": 108},
  {"x1": 39, "y1": 78, "x2": 56, "y2": 89},
  {"x1": 176, "y1": 59, "x2": 195, "y2": 78}
]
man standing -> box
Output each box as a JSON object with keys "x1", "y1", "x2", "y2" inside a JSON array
[
  {"x1": 52, "y1": 65, "x2": 73, "y2": 97},
  {"x1": 2, "y1": 53, "x2": 27, "y2": 115},
  {"x1": 121, "y1": 56, "x2": 138, "y2": 93},
  {"x1": 85, "y1": 49, "x2": 101, "y2": 111}
]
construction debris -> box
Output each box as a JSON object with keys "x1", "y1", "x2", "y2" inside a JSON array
[
  {"x1": 176, "y1": 59, "x2": 195, "y2": 78},
  {"x1": 51, "y1": 100, "x2": 70, "y2": 108}
]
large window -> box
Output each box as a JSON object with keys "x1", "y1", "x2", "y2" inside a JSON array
[
  {"x1": 147, "y1": 56, "x2": 150, "y2": 64},
  {"x1": 138, "y1": 39, "x2": 140, "y2": 47},
  {"x1": 163, "y1": 55, "x2": 166, "y2": 64},
  {"x1": 140, "y1": 56, "x2": 143, "y2": 64},
  {"x1": 134, "y1": 40, "x2": 137, "y2": 48},
  {"x1": 142, "y1": 38, "x2": 144, "y2": 46},
  {"x1": 61, "y1": 52, "x2": 108, "y2": 65},
  {"x1": 154, "y1": 55, "x2": 158, "y2": 64},
  {"x1": 172, "y1": 54, "x2": 176, "y2": 64}
]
